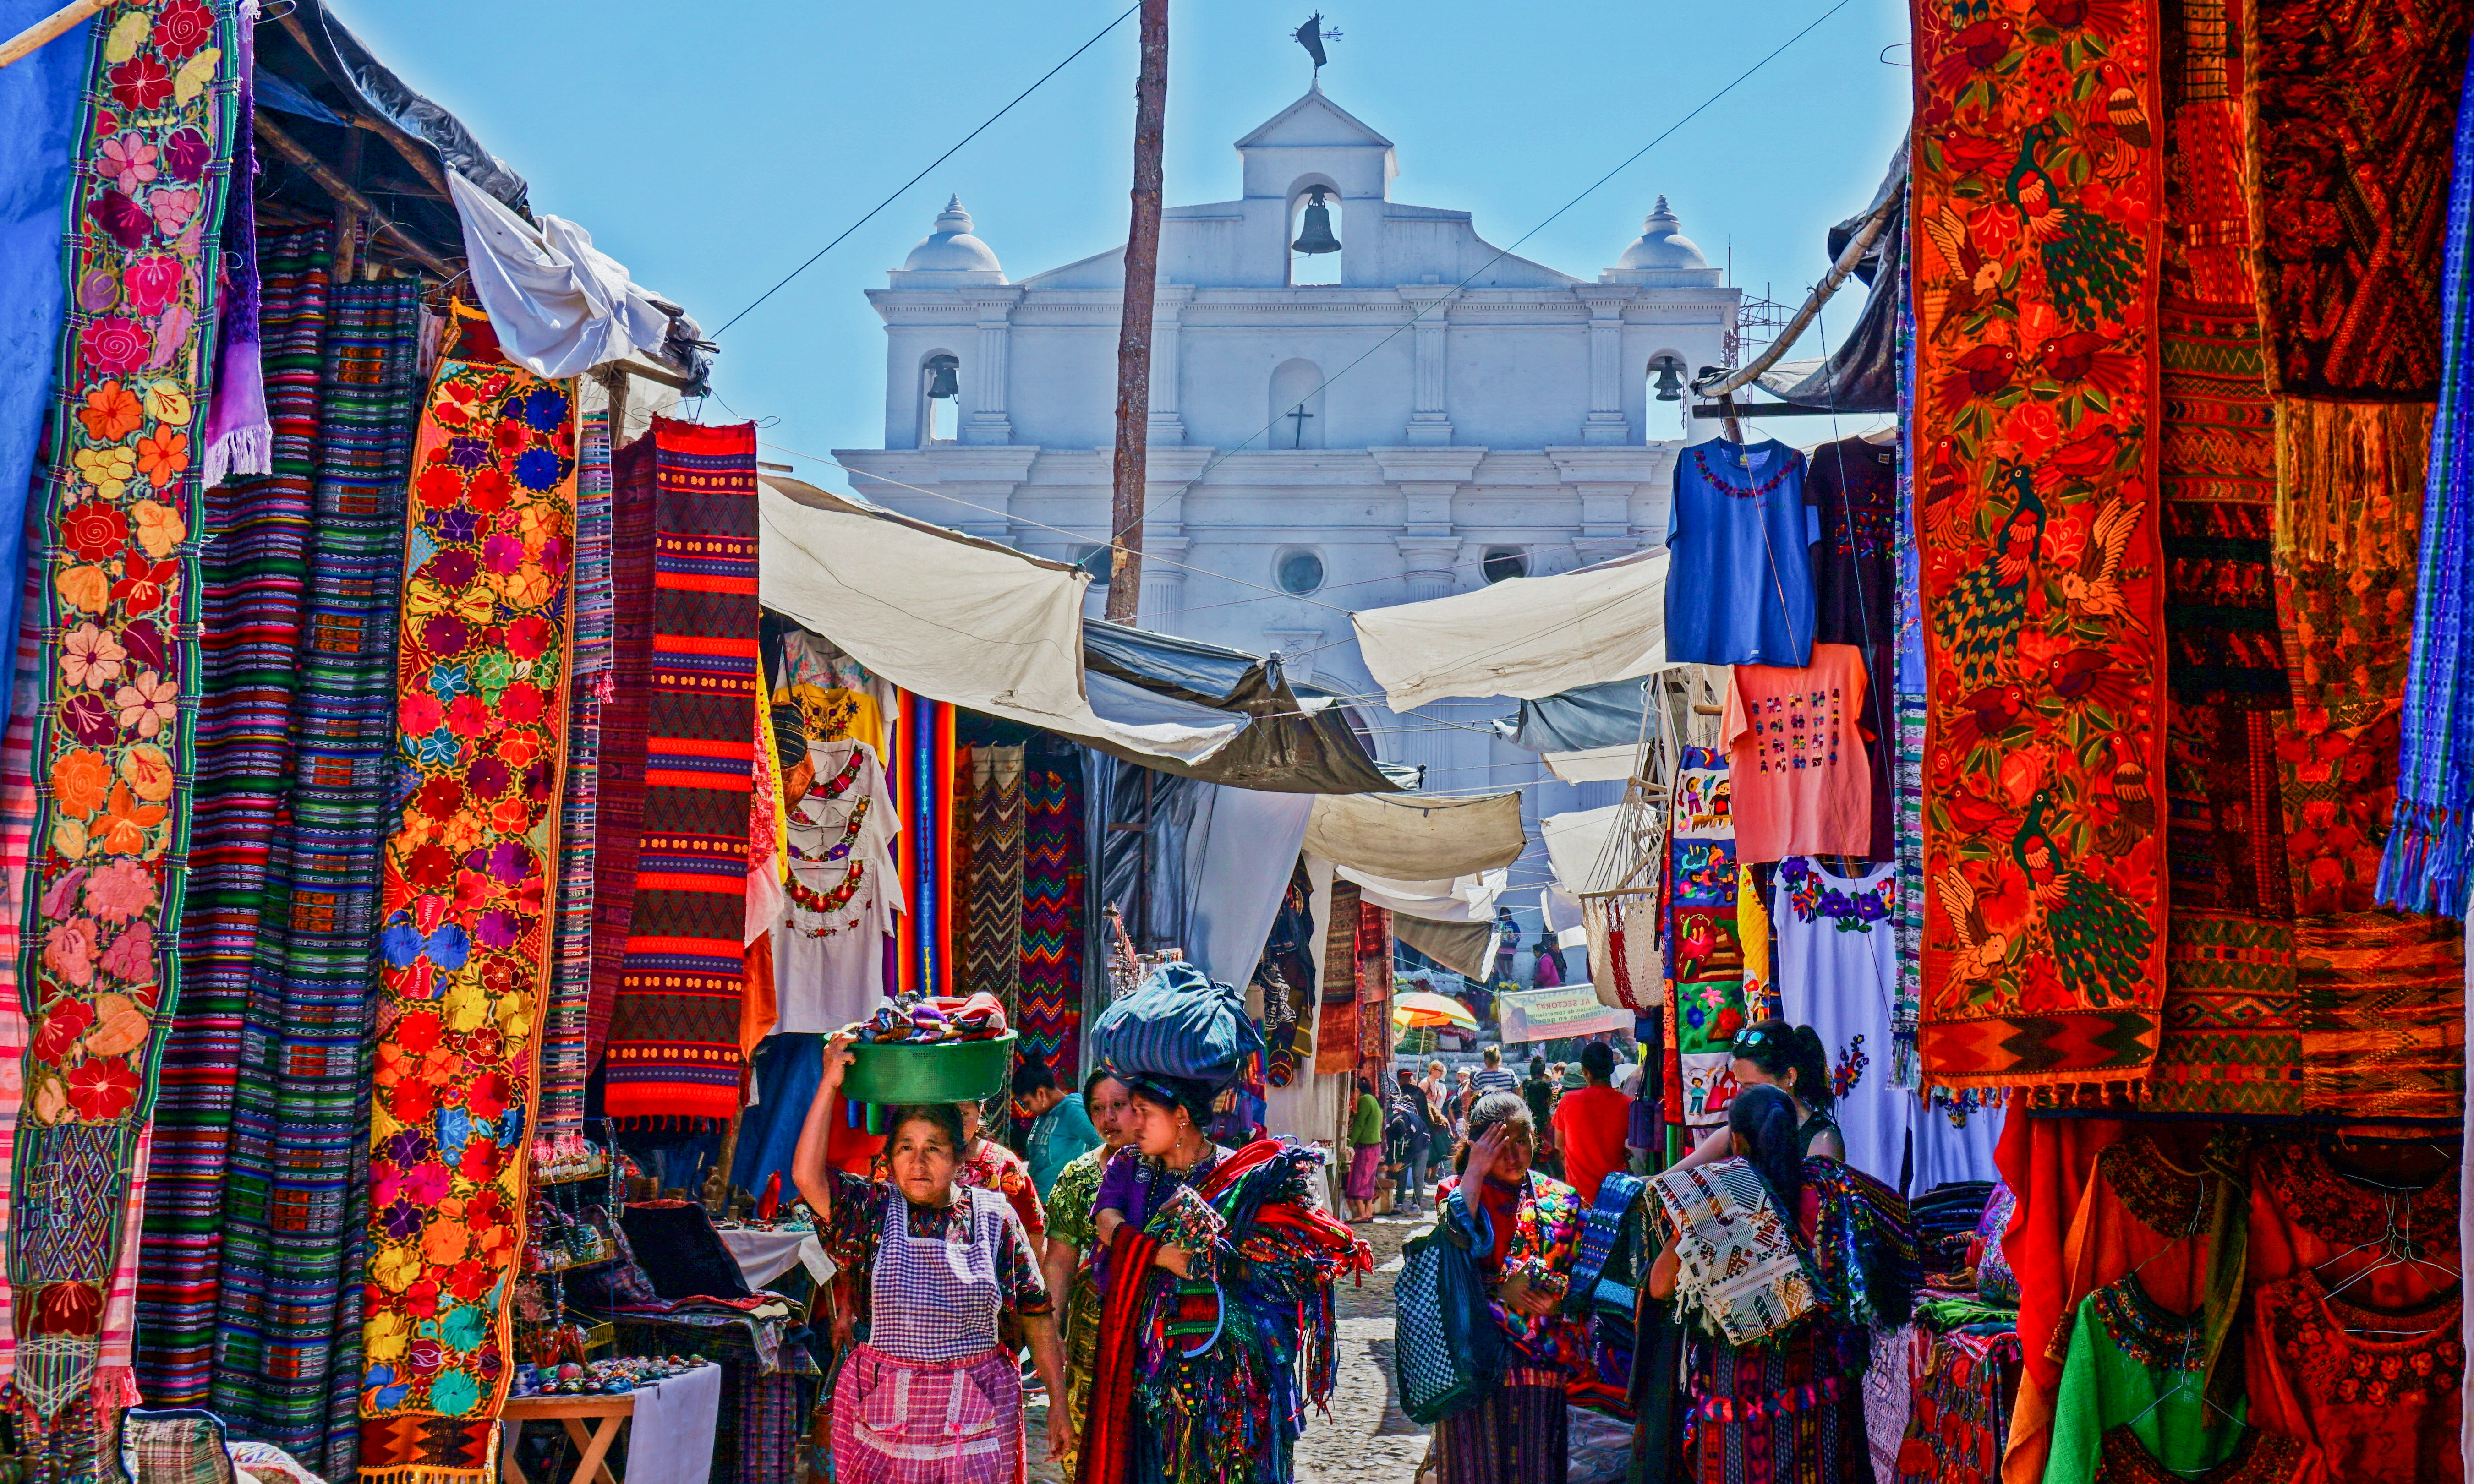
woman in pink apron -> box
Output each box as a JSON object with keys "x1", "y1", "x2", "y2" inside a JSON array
[{"x1": 794, "y1": 1032, "x2": 1073, "y2": 1483}]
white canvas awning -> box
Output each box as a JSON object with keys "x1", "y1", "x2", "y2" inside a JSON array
[
  {"x1": 1352, "y1": 547, "x2": 1668, "y2": 710},
  {"x1": 1303, "y1": 790, "x2": 1527, "y2": 881},
  {"x1": 759, "y1": 478, "x2": 1238, "y2": 763},
  {"x1": 1541, "y1": 804, "x2": 1626, "y2": 895},
  {"x1": 1336, "y1": 866, "x2": 1510, "y2": 924}
]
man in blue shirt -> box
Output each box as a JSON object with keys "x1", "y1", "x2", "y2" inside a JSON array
[{"x1": 1017, "y1": 1059, "x2": 1102, "y2": 1199}]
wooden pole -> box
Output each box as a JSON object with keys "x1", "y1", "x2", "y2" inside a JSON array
[
  {"x1": 254, "y1": 114, "x2": 456, "y2": 278},
  {"x1": 330, "y1": 128, "x2": 365, "y2": 284},
  {"x1": 0, "y1": 0, "x2": 103, "y2": 72},
  {"x1": 1104, "y1": 0, "x2": 1169, "y2": 625}
]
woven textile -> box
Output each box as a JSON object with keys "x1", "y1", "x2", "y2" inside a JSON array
[
  {"x1": 0, "y1": 573, "x2": 43, "y2": 1374},
  {"x1": 2296, "y1": 910, "x2": 2465, "y2": 1120},
  {"x1": 1355, "y1": 901, "x2": 1393, "y2": 1075},
  {"x1": 2247, "y1": 0, "x2": 2472, "y2": 398},
  {"x1": 961, "y1": 745, "x2": 1024, "y2": 1013},
  {"x1": 587, "y1": 428, "x2": 657, "y2": 1063},
  {"x1": 2141, "y1": 909, "x2": 2300, "y2": 1115},
  {"x1": 1315, "y1": 879, "x2": 1359, "y2": 1075},
  {"x1": 137, "y1": 226, "x2": 328, "y2": 1407},
  {"x1": 1018, "y1": 761, "x2": 1084, "y2": 1074},
  {"x1": 214, "y1": 278, "x2": 418, "y2": 1477},
  {"x1": 1892, "y1": 697, "x2": 1924, "y2": 1087},
  {"x1": 537, "y1": 405, "x2": 611, "y2": 1146},
  {"x1": 356, "y1": 311, "x2": 575, "y2": 1481},
  {"x1": 1891, "y1": 1329, "x2": 2022, "y2": 1483},
  {"x1": 2381, "y1": 44, "x2": 2474, "y2": 914},
  {"x1": 12, "y1": 0, "x2": 238, "y2": 1451},
  {"x1": 2163, "y1": 703, "x2": 2288, "y2": 917},
  {"x1": 1911, "y1": 0, "x2": 2167, "y2": 1089},
  {"x1": 601, "y1": 417, "x2": 758, "y2": 1127},
  {"x1": 1648, "y1": 1159, "x2": 1818, "y2": 1346}
]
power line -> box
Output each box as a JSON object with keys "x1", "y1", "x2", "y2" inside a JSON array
[{"x1": 711, "y1": 5, "x2": 1140, "y2": 338}]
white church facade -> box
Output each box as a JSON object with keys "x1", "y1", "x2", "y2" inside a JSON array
[{"x1": 835, "y1": 83, "x2": 1739, "y2": 802}]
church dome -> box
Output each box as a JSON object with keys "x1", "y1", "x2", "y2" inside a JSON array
[
  {"x1": 902, "y1": 196, "x2": 1004, "y2": 275},
  {"x1": 1617, "y1": 197, "x2": 1708, "y2": 272}
]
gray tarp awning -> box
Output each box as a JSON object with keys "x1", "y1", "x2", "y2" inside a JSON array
[
  {"x1": 1083, "y1": 620, "x2": 1408, "y2": 794},
  {"x1": 1492, "y1": 675, "x2": 1656, "y2": 754},
  {"x1": 1759, "y1": 141, "x2": 1907, "y2": 415},
  {"x1": 279, "y1": 0, "x2": 530, "y2": 212}
]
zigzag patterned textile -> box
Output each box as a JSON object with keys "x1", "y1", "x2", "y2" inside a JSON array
[
  {"x1": 1910, "y1": 0, "x2": 2169, "y2": 1090},
  {"x1": 601, "y1": 417, "x2": 758, "y2": 1128},
  {"x1": 2144, "y1": 909, "x2": 2300, "y2": 1115},
  {"x1": 135, "y1": 225, "x2": 326, "y2": 1406},
  {"x1": 11, "y1": 0, "x2": 237, "y2": 1458},
  {"x1": 537, "y1": 406, "x2": 612, "y2": 1146},
  {"x1": 587, "y1": 428, "x2": 657, "y2": 1064},
  {"x1": 356, "y1": 308, "x2": 574, "y2": 1482},
  {"x1": 213, "y1": 278, "x2": 419, "y2": 1477},
  {"x1": 961, "y1": 745, "x2": 1023, "y2": 1016},
  {"x1": 1315, "y1": 879, "x2": 1359, "y2": 1075},
  {"x1": 2296, "y1": 911, "x2": 2464, "y2": 1120},
  {"x1": 1018, "y1": 760, "x2": 1084, "y2": 1074}
]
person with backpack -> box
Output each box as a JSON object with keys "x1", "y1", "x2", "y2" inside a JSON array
[{"x1": 1388, "y1": 1066, "x2": 1435, "y2": 1215}]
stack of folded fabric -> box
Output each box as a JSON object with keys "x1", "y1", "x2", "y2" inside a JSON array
[{"x1": 1909, "y1": 1179, "x2": 1995, "y2": 1291}]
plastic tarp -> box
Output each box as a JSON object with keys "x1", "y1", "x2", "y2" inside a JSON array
[
  {"x1": 448, "y1": 172, "x2": 674, "y2": 381},
  {"x1": 1394, "y1": 916, "x2": 1498, "y2": 982},
  {"x1": 1766, "y1": 141, "x2": 1907, "y2": 415},
  {"x1": 1336, "y1": 866, "x2": 1509, "y2": 925},
  {"x1": 1180, "y1": 785, "x2": 1316, "y2": 992},
  {"x1": 759, "y1": 478, "x2": 1237, "y2": 764},
  {"x1": 1494, "y1": 675, "x2": 1657, "y2": 755},
  {"x1": 282, "y1": 0, "x2": 530, "y2": 211},
  {"x1": 1353, "y1": 547, "x2": 1668, "y2": 710},
  {"x1": 1541, "y1": 804, "x2": 1626, "y2": 895},
  {"x1": 1083, "y1": 619, "x2": 1407, "y2": 794},
  {"x1": 1303, "y1": 791, "x2": 1527, "y2": 881}
]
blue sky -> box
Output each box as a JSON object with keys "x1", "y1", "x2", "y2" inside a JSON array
[{"x1": 346, "y1": 0, "x2": 1910, "y2": 479}]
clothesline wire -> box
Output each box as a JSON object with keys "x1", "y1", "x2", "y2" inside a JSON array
[
  {"x1": 1112, "y1": 0, "x2": 1861, "y2": 541},
  {"x1": 709, "y1": 4, "x2": 1142, "y2": 338}
]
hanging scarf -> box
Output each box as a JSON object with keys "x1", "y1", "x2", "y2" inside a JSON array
[
  {"x1": 197, "y1": 0, "x2": 264, "y2": 487},
  {"x1": 2380, "y1": 46, "x2": 2474, "y2": 916}
]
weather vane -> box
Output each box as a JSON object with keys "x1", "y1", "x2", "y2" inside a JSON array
[{"x1": 1293, "y1": 13, "x2": 1340, "y2": 84}]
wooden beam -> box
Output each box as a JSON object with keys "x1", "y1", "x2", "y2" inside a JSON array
[
  {"x1": 254, "y1": 113, "x2": 455, "y2": 278},
  {"x1": 1104, "y1": 0, "x2": 1169, "y2": 624},
  {"x1": 272, "y1": 8, "x2": 456, "y2": 202},
  {"x1": 0, "y1": 0, "x2": 104, "y2": 72}
]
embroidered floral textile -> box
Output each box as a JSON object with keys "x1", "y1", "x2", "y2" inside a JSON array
[{"x1": 355, "y1": 311, "x2": 575, "y2": 1479}]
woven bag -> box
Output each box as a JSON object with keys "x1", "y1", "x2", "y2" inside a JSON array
[{"x1": 1392, "y1": 1191, "x2": 1505, "y2": 1425}]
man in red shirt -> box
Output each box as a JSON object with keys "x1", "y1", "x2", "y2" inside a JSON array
[{"x1": 1550, "y1": 1040, "x2": 1633, "y2": 1205}]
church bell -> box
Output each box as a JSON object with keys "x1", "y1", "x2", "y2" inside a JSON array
[
  {"x1": 925, "y1": 355, "x2": 960, "y2": 399},
  {"x1": 1291, "y1": 186, "x2": 1341, "y2": 255}
]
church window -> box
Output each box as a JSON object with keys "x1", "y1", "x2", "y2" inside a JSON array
[
  {"x1": 1276, "y1": 549, "x2": 1326, "y2": 595},
  {"x1": 1482, "y1": 546, "x2": 1529, "y2": 584}
]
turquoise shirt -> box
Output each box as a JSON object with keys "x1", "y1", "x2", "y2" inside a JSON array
[{"x1": 1027, "y1": 1092, "x2": 1103, "y2": 1198}]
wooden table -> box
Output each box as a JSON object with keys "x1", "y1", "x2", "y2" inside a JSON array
[{"x1": 500, "y1": 1391, "x2": 635, "y2": 1484}]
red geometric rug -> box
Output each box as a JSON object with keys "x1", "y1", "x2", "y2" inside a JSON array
[{"x1": 600, "y1": 418, "x2": 760, "y2": 1127}]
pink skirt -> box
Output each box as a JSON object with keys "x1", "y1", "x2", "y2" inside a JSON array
[
  {"x1": 832, "y1": 1341, "x2": 1022, "y2": 1484},
  {"x1": 1347, "y1": 1142, "x2": 1385, "y2": 1200}
]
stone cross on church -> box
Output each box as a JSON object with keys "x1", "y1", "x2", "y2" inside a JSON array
[{"x1": 837, "y1": 83, "x2": 1738, "y2": 794}]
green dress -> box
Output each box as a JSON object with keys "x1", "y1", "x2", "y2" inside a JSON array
[
  {"x1": 2041, "y1": 1275, "x2": 2250, "y2": 1484},
  {"x1": 1046, "y1": 1143, "x2": 1115, "y2": 1476}
]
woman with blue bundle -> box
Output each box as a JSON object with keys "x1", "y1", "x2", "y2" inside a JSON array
[
  {"x1": 1078, "y1": 967, "x2": 1372, "y2": 1484},
  {"x1": 1644, "y1": 1083, "x2": 1916, "y2": 1484}
]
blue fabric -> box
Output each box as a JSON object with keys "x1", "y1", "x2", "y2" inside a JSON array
[
  {"x1": 1091, "y1": 959, "x2": 1265, "y2": 1088},
  {"x1": 2379, "y1": 47, "x2": 2474, "y2": 916},
  {"x1": 1025, "y1": 1091, "x2": 1102, "y2": 1197},
  {"x1": 0, "y1": 0, "x2": 86, "y2": 730},
  {"x1": 730, "y1": 1033, "x2": 823, "y2": 1202},
  {"x1": 1662, "y1": 438, "x2": 1816, "y2": 667}
]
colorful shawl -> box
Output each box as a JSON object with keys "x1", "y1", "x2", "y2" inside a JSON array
[
  {"x1": 214, "y1": 277, "x2": 419, "y2": 1479},
  {"x1": 601, "y1": 417, "x2": 758, "y2": 1128},
  {"x1": 196, "y1": 0, "x2": 263, "y2": 489},
  {"x1": 356, "y1": 308, "x2": 575, "y2": 1482},
  {"x1": 961, "y1": 744, "x2": 1024, "y2": 1011},
  {"x1": 1314, "y1": 879, "x2": 1358, "y2": 1075},
  {"x1": 2381, "y1": 45, "x2": 2474, "y2": 916},
  {"x1": 1019, "y1": 761, "x2": 1085, "y2": 1074},
  {"x1": 537, "y1": 404, "x2": 611, "y2": 1147},
  {"x1": 11, "y1": 0, "x2": 236, "y2": 1458},
  {"x1": 1910, "y1": 0, "x2": 2168, "y2": 1090},
  {"x1": 2296, "y1": 910, "x2": 2465, "y2": 1121},
  {"x1": 1647, "y1": 1158, "x2": 1820, "y2": 1346},
  {"x1": 138, "y1": 224, "x2": 327, "y2": 1408}
]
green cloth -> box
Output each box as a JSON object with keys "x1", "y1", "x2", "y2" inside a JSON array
[
  {"x1": 1045, "y1": 1142, "x2": 1111, "y2": 1252},
  {"x1": 1028, "y1": 1093, "x2": 1104, "y2": 1200},
  {"x1": 1350, "y1": 1092, "x2": 1384, "y2": 1147},
  {"x1": 2042, "y1": 1277, "x2": 2248, "y2": 1484}
]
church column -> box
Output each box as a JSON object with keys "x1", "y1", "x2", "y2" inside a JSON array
[
  {"x1": 1375, "y1": 448, "x2": 1486, "y2": 601},
  {"x1": 1577, "y1": 287, "x2": 1633, "y2": 445},
  {"x1": 1399, "y1": 286, "x2": 1457, "y2": 446},
  {"x1": 1149, "y1": 285, "x2": 1191, "y2": 445},
  {"x1": 962, "y1": 288, "x2": 1020, "y2": 444},
  {"x1": 1133, "y1": 447, "x2": 1211, "y2": 630},
  {"x1": 1138, "y1": 535, "x2": 1190, "y2": 627}
]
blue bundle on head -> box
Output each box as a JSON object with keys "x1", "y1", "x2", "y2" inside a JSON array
[{"x1": 1091, "y1": 959, "x2": 1265, "y2": 1093}]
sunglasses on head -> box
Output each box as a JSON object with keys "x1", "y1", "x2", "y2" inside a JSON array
[{"x1": 1732, "y1": 1027, "x2": 1771, "y2": 1050}]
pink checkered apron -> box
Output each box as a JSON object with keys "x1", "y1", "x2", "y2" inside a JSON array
[{"x1": 832, "y1": 1187, "x2": 1023, "y2": 1484}]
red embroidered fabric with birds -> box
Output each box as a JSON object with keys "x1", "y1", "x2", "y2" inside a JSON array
[{"x1": 1910, "y1": 0, "x2": 2169, "y2": 1088}]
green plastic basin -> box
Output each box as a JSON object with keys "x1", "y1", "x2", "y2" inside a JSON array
[{"x1": 842, "y1": 1031, "x2": 1017, "y2": 1106}]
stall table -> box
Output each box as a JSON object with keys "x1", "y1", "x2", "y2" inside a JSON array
[{"x1": 501, "y1": 1363, "x2": 723, "y2": 1484}]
